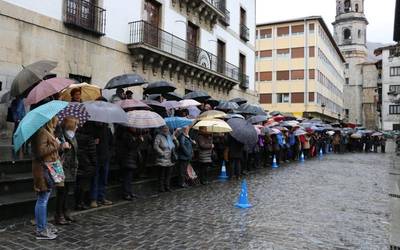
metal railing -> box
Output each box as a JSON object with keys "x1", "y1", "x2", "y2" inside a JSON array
[
  {"x1": 219, "y1": 8, "x2": 230, "y2": 26},
  {"x1": 63, "y1": 0, "x2": 106, "y2": 35},
  {"x1": 240, "y1": 24, "x2": 249, "y2": 41},
  {"x1": 205, "y1": 0, "x2": 225, "y2": 13},
  {"x1": 129, "y1": 20, "x2": 246, "y2": 82},
  {"x1": 239, "y1": 74, "x2": 249, "y2": 89}
]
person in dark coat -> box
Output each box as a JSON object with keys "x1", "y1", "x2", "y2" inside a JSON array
[
  {"x1": 227, "y1": 135, "x2": 244, "y2": 179},
  {"x1": 55, "y1": 117, "x2": 79, "y2": 225},
  {"x1": 381, "y1": 136, "x2": 386, "y2": 153},
  {"x1": 196, "y1": 127, "x2": 213, "y2": 185},
  {"x1": 154, "y1": 126, "x2": 177, "y2": 192},
  {"x1": 75, "y1": 121, "x2": 97, "y2": 210},
  {"x1": 177, "y1": 126, "x2": 193, "y2": 188},
  {"x1": 117, "y1": 127, "x2": 142, "y2": 200}
]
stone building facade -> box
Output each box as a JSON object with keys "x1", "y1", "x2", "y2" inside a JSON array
[{"x1": 0, "y1": 0, "x2": 257, "y2": 138}]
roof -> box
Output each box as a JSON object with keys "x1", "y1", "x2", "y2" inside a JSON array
[
  {"x1": 256, "y1": 16, "x2": 345, "y2": 63},
  {"x1": 374, "y1": 44, "x2": 399, "y2": 56}
]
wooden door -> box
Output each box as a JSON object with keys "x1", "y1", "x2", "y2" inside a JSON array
[
  {"x1": 217, "y1": 40, "x2": 226, "y2": 74},
  {"x1": 144, "y1": 0, "x2": 161, "y2": 47},
  {"x1": 187, "y1": 22, "x2": 199, "y2": 62}
]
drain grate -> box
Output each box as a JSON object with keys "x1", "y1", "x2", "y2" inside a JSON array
[
  {"x1": 391, "y1": 245, "x2": 400, "y2": 250},
  {"x1": 389, "y1": 193, "x2": 400, "y2": 198}
]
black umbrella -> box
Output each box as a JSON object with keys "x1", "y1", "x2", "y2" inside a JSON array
[
  {"x1": 183, "y1": 91, "x2": 210, "y2": 102},
  {"x1": 206, "y1": 98, "x2": 220, "y2": 107},
  {"x1": 269, "y1": 111, "x2": 281, "y2": 116},
  {"x1": 216, "y1": 101, "x2": 239, "y2": 111},
  {"x1": 236, "y1": 103, "x2": 266, "y2": 115},
  {"x1": 227, "y1": 118, "x2": 258, "y2": 148},
  {"x1": 247, "y1": 115, "x2": 269, "y2": 124},
  {"x1": 229, "y1": 97, "x2": 247, "y2": 105},
  {"x1": 105, "y1": 73, "x2": 146, "y2": 89},
  {"x1": 162, "y1": 92, "x2": 182, "y2": 101},
  {"x1": 143, "y1": 81, "x2": 176, "y2": 95},
  {"x1": 147, "y1": 94, "x2": 162, "y2": 101},
  {"x1": 282, "y1": 112, "x2": 297, "y2": 121}
]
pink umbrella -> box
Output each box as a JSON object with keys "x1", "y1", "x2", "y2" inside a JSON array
[
  {"x1": 25, "y1": 77, "x2": 75, "y2": 105},
  {"x1": 117, "y1": 99, "x2": 150, "y2": 110}
]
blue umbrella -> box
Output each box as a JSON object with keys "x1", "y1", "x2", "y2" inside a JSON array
[
  {"x1": 13, "y1": 100, "x2": 68, "y2": 152},
  {"x1": 165, "y1": 117, "x2": 193, "y2": 130}
]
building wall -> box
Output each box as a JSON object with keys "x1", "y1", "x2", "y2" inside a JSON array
[
  {"x1": 361, "y1": 63, "x2": 379, "y2": 129},
  {"x1": 381, "y1": 49, "x2": 400, "y2": 130}
]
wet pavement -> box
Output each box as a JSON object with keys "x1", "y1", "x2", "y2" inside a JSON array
[{"x1": 0, "y1": 150, "x2": 393, "y2": 249}]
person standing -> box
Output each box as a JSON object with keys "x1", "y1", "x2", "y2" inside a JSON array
[
  {"x1": 10, "y1": 96, "x2": 25, "y2": 144},
  {"x1": 55, "y1": 117, "x2": 78, "y2": 225},
  {"x1": 110, "y1": 88, "x2": 126, "y2": 103},
  {"x1": 227, "y1": 135, "x2": 244, "y2": 180},
  {"x1": 381, "y1": 136, "x2": 387, "y2": 153},
  {"x1": 196, "y1": 127, "x2": 213, "y2": 185},
  {"x1": 154, "y1": 126, "x2": 176, "y2": 192},
  {"x1": 70, "y1": 88, "x2": 82, "y2": 103},
  {"x1": 177, "y1": 126, "x2": 193, "y2": 188},
  {"x1": 31, "y1": 117, "x2": 63, "y2": 240}
]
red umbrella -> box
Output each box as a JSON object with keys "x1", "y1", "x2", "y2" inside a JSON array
[
  {"x1": 25, "y1": 77, "x2": 75, "y2": 105},
  {"x1": 273, "y1": 115, "x2": 285, "y2": 122}
]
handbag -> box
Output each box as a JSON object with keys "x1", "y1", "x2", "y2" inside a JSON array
[{"x1": 44, "y1": 160, "x2": 65, "y2": 184}]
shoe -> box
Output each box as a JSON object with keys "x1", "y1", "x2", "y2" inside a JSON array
[
  {"x1": 123, "y1": 195, "x2": 133, "y2": 201},
  {"x1": 36, "y1": 229, "x2": 57, "y2": 240},
  {"x1": 64, "y1": 214, "x2": 76, "y2": 223},
  {"x1": 75, "y1": 203, "x2": 89, "y2": 211},
  {"x1": 47, "y1": 223, "x2": 58, "y2": 234},
  {"x1": 90, "y1": 201, "x2": 98, "y2": 209},
  {"x1": 54, "y1": 216, "x2": 70, "y2": 225},
  {"x1": 99, "y1": 199, "x2": 113, "y2": 206},
  {"x1": 165, "y1": 187, "x2": 172, "y2": 192}
]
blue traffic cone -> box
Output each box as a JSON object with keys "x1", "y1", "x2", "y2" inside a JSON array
[
  {"x1": 300, "y1": 152, "x2": 305, "y2": 163},
  {"x1": 235, "y1": 179, "x2": 252, "y2": 209},
  {"x1": 272, "y1": 155, "x2": 279, "y2": 168},
  {"x1": 218, "y1": 161, "x2": 229, "y2": 180},
  {"x1": 319, "y1": 148, "x2": 323, "y2": 159}
]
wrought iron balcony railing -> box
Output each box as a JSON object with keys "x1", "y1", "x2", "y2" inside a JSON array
[
  {"x1": 205, "y1": 0, "x2": 225, "y2": 13},
  {"x1": 239, "y1": 73, "x2": 249, "y2": 89},
  {"x1": 240, "y1": 24, "x2": 249, "y2": 42},
  {"x1": 219, "y1": 8, "x2": 230, "y2": 26},
  {"x1": 129, "y1": 20, "x2": 247, "y2": 83},
  {"x1": 63, "y1": 0, "x2": 106, "y2": 36}
]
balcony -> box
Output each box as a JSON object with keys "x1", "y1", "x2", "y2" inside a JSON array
[
  {"x1": 171, "y1": 0, "x2": 228, "y2": 28},
  {"x1": 128, "y1": 20, "x2": 247, "y2": 92},
  {"x1": 239, "y1": 74, "x2": 249, "y2": 89},
  {"x1": 240, "y1": 24, "x2": 249, "y2": 42},
  {"x1": 63, "y1": 0, "x2": 106, "y2": 36},
  {"x1": 219, "y1": 7, "x2": 230, "y2": 26}
]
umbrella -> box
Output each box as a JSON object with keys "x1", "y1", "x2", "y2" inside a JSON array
[
  {"x1": 187, "y1": 106, "x2": 201, "y2": 118},
  {"x1": 371, "y1": 132, "x2": 383, "y2": 137},
  {"x1": 269, "y1": 111, "x2": 281, "y2": 116},
  {"x1": 227, "y1": 118, "x2": 258, "y2": 147},
  {"x1": 265, "y1": 121, "x2": 279, "y2": 128},
  {"x1": 197, "y1": 110, "x2": 227, "y2": 120},
  {"x1": 162, "y1": 100, "x2": 181, "y2": 110},
  {"x1": 216, "y1": 101, "x2": 239, "y2": 111},
  {"x1": 178, "y1": 99, "x2": 201, "y2": 108},
  {"x1": 11, "y1": 60, "x2": 58, "y2": 97},
  {"x1": 105, "y1": 73, "x2": 146, "y2": 89},
  {"x1": 25, "y1": 77, "x2": 75, "y2": 105},
  {"x1": 351, "y1": 133, "x2": 363, "y2": 139},
  {"x1": 326, "y1": 131, "x2": 335, "y2": 136},
  {"x1": 162, "y1": 92, "x2": 182, "y2": 101},
  {"x1": 310, "y1": 118, "x2": 323, "y2": 124},
  {"x1": 236, "y1": 103, "x2": 266, "y2": 115},
  {"x1": 183, "y1": 91, "x2": 210, "y2": 102},
  {"x1": 294, "y1": 129, "x2": 307, "y2": 136},
  {"x1": 264, "y1": 127, "x2": 281, "y2": 135},
  {"x1": 273, "y1": 115, "x2": 285, "y2": 122},
  {"x1": 143, "y1": 100, "x2": 167, "y2": 111},
  {"x1": 282, "y1": 112, "x2": 297, "y2": 121},
  {"x1": 226, "y1": 113, "x2": 245, "y2": 119},
  {"x1": 229, "y1": 97, "x2": 247, "y2": 105},
  {"x1": 0, "y1": 91, "x2": 11, "y2": 104},
  {"x1": 193, "y1": 119, "x2": 232, "y2": 133},
  {"x1": 125, "y1": 110, "x2": 166, "y2": 128},
  {"x1": 143, "y1": 81, "x2": 176, "y2": 95},
  {"x1": 206, "y1": 98, "x2": 220, "y2": 107},
  {"x1": 117, "y1": 99, "x2": 150, "y2": 110},
  {"x1": 60, "y1": 83, "x2": 101, "y2": 101},
  {"x1": 147, "y1": 94, "x2": 162, "y2": 101},
  {"x1": 57, "y1": 102, "x2": 90, "y2": 127},
  {"x1": 13, "y1": 100, "x2": 68, "y2": 151},
  {"x1": 247, "y1": 115, "x2": 269, "y2": 124},
  {"x1": 165, "y1": 117, "x2": 193, "y2": 130},
  {"x1": 83, "y1": 101, "x2": 128, "y2": 123}
]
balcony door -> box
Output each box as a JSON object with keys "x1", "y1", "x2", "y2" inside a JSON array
[
  {"x1": 240, "y1": 8, "x2": 246, "y2": 27},
  {"x1": 144, "y1": 0, "x2": 161, "y2": 47},
  {"x1": 239, "y1": 53, "x2": 246, "y2": 78},
  {"x1": 187, "y1": 22, "x2": 199, "y2": 63},
  {"x1": 217, "y1": 40, "x2": 226, "y2": 74}
]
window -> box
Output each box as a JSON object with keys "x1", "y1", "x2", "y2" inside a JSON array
[
  {"x1": 393, "y1": 124, "x2": 400, "y2": 130},
  {"x1": 291, "y1": 92, "x2": 304, "y2": 103},
  {"x1": 358, "y1": 30, "x2": 361, "y2": 39},
  {"x1": 217, "y1": 39, "x2": 226, "y2": 74},
  {"x1": 390, "y1": 67, "x2": 400, "y2": 76},
  {"x1": 260, "y1": 94, "x2": 272, "y2": 104},
  {"x1": 291, "y1": 47, "x2": 304, "y2": 59},
  {"x1": 344, "y1": 28, "x2": 352, "y2": 40},
  {"x1": 277, "y1": 48, "x2": 290, "y2": 58},
  {"x1": 277, "y1": 71, "x2": 289, "y2": 81},
  {"x1": 345, "y1": 78, "x2": 349, "y2": 84},
  {"x1": 291, "y1": 70, "x2": 304, "y2": 80},
  {"x1": 258, "y1": 50, "x2": 272, "y2": 59},
  {"x1": 389, "y1": 105, "x2": 400, "y2": 114},
  {"x1": 277, "y1": 26, "x2": 289, "y2": 37},
  {"x1": 345, "y1": 63, "x2": 349, "y2": 69},
  {"x1": 291, "y1": 25, "x2": 304, "y2": 35},
  {"x1": 390, "y1": 85, "x2": 400, "y2": 92},
  {"x1": 309, "y1": 23, "x2": 315, "y2": 33},
  {"x1": 309, "y1": 69, "x2": 315, "y2": 79},
  {"x1": 69, "y1": 74, "x2": 91, "y2": 83},
  {"x1": 309, "y1": 92, "x2": 315, "y2": 102},
  {"x1": 277, "y1": 93, "x2": 290, "y2": 103},
  {"x1": 345, "y1": 109, "x2": 349, "y2": 117},
  {"x1": 309, "y1": 46, "x2": 315, "y2": 57},
  {"x1": 344, "y1": 0, "x2": 351, "y2": 12},
  {"x1": 259, "y1": 71, "x2": 272, "y2": 81},
  {"x1": 259, "y1": 28, "x2": 272, "y2": 39},
  {"x1": 355, "y1": 3, "x2": 359, "y2": 12}
]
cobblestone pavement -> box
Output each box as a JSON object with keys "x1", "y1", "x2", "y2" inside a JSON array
[{"x1": 0, "y1": 151, "x2": 392, "y2": 249}]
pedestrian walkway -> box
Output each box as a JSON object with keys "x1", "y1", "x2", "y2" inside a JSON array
[{"x1": 0, "y1": 151, "x2": 392, "y2": 249}]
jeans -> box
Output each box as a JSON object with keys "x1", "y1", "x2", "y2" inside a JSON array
[
  {"x1": 90, "y1": 160, "x2": 110, "y2": 201},
  {"x1": 35, "y1": 190, "x2": 51, "y2": 232}
]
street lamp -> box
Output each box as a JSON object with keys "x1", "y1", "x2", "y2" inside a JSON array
[
  {"x1": 321, "y1": 103, "x2": 326, "y2": 116},
  {"x1": 338, "y1": 113, "x2": 341, "y2": 122}
]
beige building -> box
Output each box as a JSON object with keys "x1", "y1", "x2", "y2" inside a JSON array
[{"x1": 256, "y1": 16, "x2": 345, "y2": 121}]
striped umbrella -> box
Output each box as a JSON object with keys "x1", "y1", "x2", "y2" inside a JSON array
[{"x1": 125, "y1": 110, "x2": 166, "y2": 128}]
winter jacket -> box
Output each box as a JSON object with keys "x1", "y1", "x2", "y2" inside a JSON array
[
  {"x1": 228, "y1": 135, "x2": 244, "y2": 160},
  {"x1": 11, "y1": 98, "x2": 25, "y2": 122},
  {"x1": 177, "y1": 133, "x2": 193, "y2": 161},
  {"x1": 196, "y1": 133, "x2": 213, "y2": 163},
  {"x1": 118, "y1": 130, "x2": 142, "y2": 169},
  {"x1": 96, "y1": 125, "x2": 113, "y2": 165},
  {"x1": 60, "y1": 130, "x2": 78, "y2": 183},
  {"x1": 153, "y1": 133, "x2": 175, "y2": 167},
  {"x1": 76, "y1": 125, "x2": 97, "y2": 178}
]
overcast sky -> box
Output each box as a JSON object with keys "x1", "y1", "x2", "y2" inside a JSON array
[{"x1": 256, "y1": 0, "x2": 397, "y2": 44}]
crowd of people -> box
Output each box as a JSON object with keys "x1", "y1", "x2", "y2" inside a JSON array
[{"x1": 6, "y1": 86, "x2": 388, "y2": 241}]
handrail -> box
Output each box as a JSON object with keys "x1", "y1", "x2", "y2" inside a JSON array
[{"x1": 64, "y1": 0, "x2": 106, "y2": 35}]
